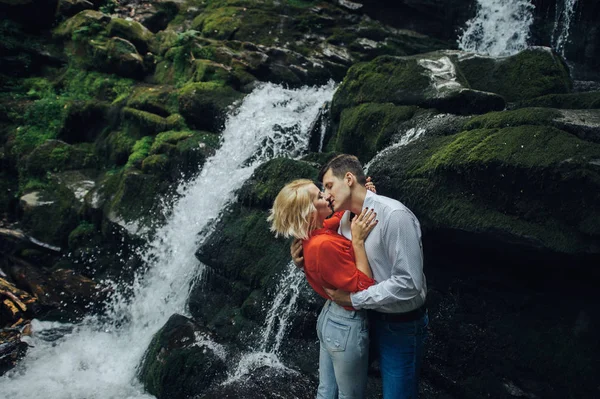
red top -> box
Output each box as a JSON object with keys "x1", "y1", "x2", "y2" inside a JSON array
[{"x1": 302, "y1": 212, "x2": 376, "y2": 310}]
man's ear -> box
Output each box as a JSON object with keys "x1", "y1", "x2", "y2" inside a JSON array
[{"x1": 345, "y1": 172, "x2": 355, "y2": 187}]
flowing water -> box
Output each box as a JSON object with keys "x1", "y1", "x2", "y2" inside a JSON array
[
  {"x1": 458, "y1": 0, "x2": 535, "y2": 56},
  {"x1": 552, "y1": 0, "x2": 578, "y2": 56},
  {"x1": 0, "y1": 82, "x2": 336, "y2": 399}
]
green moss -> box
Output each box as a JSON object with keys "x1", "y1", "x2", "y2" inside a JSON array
[
  {"x1": 11, "y1": 98, "x2": 69, "y2": 157},
  {"x1": 192, "y1": 7, "x2": 243, "y2": 40},
  {"x1": 464, "y1": 108, "x2": 562, "y2": 130},
  {"x1": 238, "y1": 157, "x2": 319, "y2": 209},
  {"x1": 370, "y1": 125, "x2": 600, "y2": 253},
  {"x1": 126, "y1": 85, "x2": 179, "y2": 115},
  {"x1": 516, "y1": 91, "x2": 600, "y2": 109},
  {"x1": 334, "y1": 103, "x2": 417, "y2": 162},
  {"x1": 419, "y1": 126, "x2": 598, "y2": 172},
  {"x1": 150, "y1": 130, "x2": 195, "y2": 153},
  {"x1": 121, "y1": 107, "x2": 173, "y2": 135},
  {"x1": 106, "y1": 130, "x2": 136, "y2": 166},
  {"x1": 126, "y1": 136, "x2": 154, "y2": 168},
  {"x1": 141, "y1": 154, "x2": 169, "y2": 176},
  {"x1": 456, "y1": 48, "x2": 572, "y2": 102},
  {"x1": 68, "y1": 221, "x2": 98, "y2": 249},
  {"x1": 60, "y1": 68, "x2": 135, "y2": 102},
  {"x1": 106, "y1": 18, "x2": 154, "y2": 53},
  {"x1": 332, "y1": 56, "x2": 431, "y2": 120}
]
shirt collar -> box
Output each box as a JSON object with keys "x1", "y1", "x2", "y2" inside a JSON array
[{"x1": 363, "y1": 189, "x2": 375, "y2": 209}]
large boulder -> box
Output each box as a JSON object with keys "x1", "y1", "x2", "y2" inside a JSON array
[
  {"x1": 367, "y1": 117, "x2": 600, "y2": 257},
  {"x1": 138, "y1": 314, "x2": 227, "y2": 399}
]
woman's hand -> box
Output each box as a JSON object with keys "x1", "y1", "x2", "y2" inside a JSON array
[
  {"x1": 365, "y1": 176, "x2": 376, "y2": 193},
  {"x1": 351, "y1": 207, "x2": 378, "y2": 244}
]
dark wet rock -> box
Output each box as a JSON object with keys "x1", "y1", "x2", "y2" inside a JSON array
[
  {"x1": 197, "y1": 366, "x2": 318, "y2": 399},
  {"x1": 367, "y1": 122, "x2": 600, "y2": 256},
  {"x1": 138, "y1": 314, "x2": 227, "y2": 399},
  {"x1": 7, "y1": 258, "x2": 107, "y2": 321},
  {"x1": 0, "y1": 0, "x2": 59, "y2": 28},
  {"x1": 0, "y1": 324, "x2": 30, "y2": 376},
  {"x1": 58, "y1": 0, "x2": 94, "y2": 18},
  {"x1": 177, "y1": 82, "x2": 244, "y2": 132}
]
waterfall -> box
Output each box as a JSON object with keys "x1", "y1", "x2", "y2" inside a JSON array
[
  {"x1": 552, "y1": 0, "x2": 578, "y2": 56},
  {"x1": 458, "y1": 0, "x2": 535, "y2": 56},
  {"x1": 0, "y1": 81, "x2": 336, "y2": 399}
]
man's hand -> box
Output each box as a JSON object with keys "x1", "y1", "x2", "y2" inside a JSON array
[
  {"x1": 291, "y1": 238, "x2": 304, "y2": 269},
  {"x1": 323, "y1": 288, "x2": 352, "y2": 307}
]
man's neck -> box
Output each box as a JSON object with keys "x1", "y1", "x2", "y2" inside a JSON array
[{"x1": 349, "y1": 186, "x2": 368, "y2": 215}]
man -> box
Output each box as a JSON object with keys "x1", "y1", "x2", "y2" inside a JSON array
[{"x1": 292, "y1": 154, "x2": 428, "y2": 399}]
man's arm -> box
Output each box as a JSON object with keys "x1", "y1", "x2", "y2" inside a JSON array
[
  {"x1": 290, "y1": 238, "x2": 304, "y2": 269},
  {"x1": 352, "y1": 208, "x2": 424, "y2": 309}
]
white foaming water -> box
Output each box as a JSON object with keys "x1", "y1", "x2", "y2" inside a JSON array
[
  {"x1": 365, "y1": 127, "x2": 426, "y2": 173},
  {"x1": 0, "y1": 81, "x2": 336, "y2": 399},
  {"x1": 552, "y1": 0, "x2": 578, "y2": 55},
  {"x1": 458, "y1": 0, "x2": 535, "y2": 56},
  {"x1": 225, "y1": 261, "x2": 305, "y2": 383}
]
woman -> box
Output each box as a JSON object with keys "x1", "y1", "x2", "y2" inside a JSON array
[{"x1": 268, "y1": 179, "x2": 378, "y2": 399}]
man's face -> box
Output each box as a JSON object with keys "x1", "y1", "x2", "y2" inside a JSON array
[
  {"x1": 322, "y1": 169, "x2": 351, "y2": 212},
  {"x1": 308, "y1": 183, "x2": 334, "y2": 220}
]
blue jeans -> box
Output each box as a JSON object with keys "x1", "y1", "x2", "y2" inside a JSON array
[
  {"x1": 371, "y1": 311, "x2": 429, "y2": 399},
  {"x1": 316, "y1": 300, "x2": 369, "y2": 399}
]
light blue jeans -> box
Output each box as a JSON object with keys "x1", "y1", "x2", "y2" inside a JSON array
[
  {"x1": 371, "y1": 311, "x2": 429, "y2": 399},
  {"x1": 316, "y1": 300, "x2": 369, "y2": 399}
]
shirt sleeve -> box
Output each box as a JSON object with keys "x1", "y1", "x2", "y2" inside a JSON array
[
  {"x1": 317, "y1": 239, "x2": 375, "y2": 292},
  {"x1": 350, "y1": 209, "x2": 424, "y2": 309}
]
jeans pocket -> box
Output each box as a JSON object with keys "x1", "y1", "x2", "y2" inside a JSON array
[{"x1": 323, "y1": 318, "x2": 350, "y2": 352}]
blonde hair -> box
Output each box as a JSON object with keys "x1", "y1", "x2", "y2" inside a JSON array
[{"x1": 267, "y1": 179, "x2": 318, "y2": 240}]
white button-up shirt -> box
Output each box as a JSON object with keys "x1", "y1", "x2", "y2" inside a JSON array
[{"x1": 338, "y1": 190, "x2": 427, "y2": 313}]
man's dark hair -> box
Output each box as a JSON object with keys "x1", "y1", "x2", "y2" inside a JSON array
[{"x1": 318, "y1": 154, "x2": 367, "y2": 185}]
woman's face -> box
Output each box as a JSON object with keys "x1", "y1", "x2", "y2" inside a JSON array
[{"x1": 308, "y1": 183, "x2": 333, "y2": 221}]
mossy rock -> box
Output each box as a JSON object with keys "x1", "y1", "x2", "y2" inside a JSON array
[
  {"x1": 141, "y1": 153, "x2": 169, "y2": 177},
  {"x1": 24, "y1": 139, "x2": 97, "y2": 177},
  {"x1": 191, "y1": 6, "x2": 244, "y2": 41},
  {"x1": 58, "y1": 68, "x2": 135, "y2": 103},
  {"x1": 331, "y1": 52, "x2": 505, "y2": 122},
  {"x1": 177, "y1": 82, "x2": 243, "y2": 131},
  {"x1": 148, "y1": 129, "x2": 220, "y2": 180},
  {"x1": 237, "y1": 157, "x2": 319, "y2": 210},
  {"x1": 67, "y1": 220, "x2": 100, "y2": 249},
  {"x1": 126, "y1": 85, "x2": 179, "y2": 116},
  {"x1": 369, "y1": 125, "x2": 600, "y2": 255},
  {"x1": 332, "y1": 103, "x2": 417, "y2": 162},
  {"x1": 59, "y1": 100, "x2": 111, "y2": 144},
  {"x1": 19, "y1": 184, "x2": 79, "y2": 248},
  {"x1": 53, "y1": 10, "x2": 109, "y2": 39},
  {"x1": 103, "y1": 129, "x2": 136, "y2": 166},
  {"x1": 138, "y1": 314, "x2": 227, "y2": 399},
  {"x1": 103, "y1": 37, "x2": 145, "y2": 78},
  {"x1": 464, "y1": 108, "x2": 563, "y2": 131},
  {"x1": 106, "y1": 17, "x2": 154, "y2": 54},
  {"x1": 105, "y1": 168, "x2": 167, "y2": 226},
  {"x1": 455, "y1": 47, "x2": 572, "y2": 102},
  {"x1": 515, "y1": 91, "x2": 600, "y2": 109},
  {"x1": 121, "y1": 107, "x2": 174, "y2": 136}
]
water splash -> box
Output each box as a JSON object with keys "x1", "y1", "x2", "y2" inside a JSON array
[
  {"x1": 365, "y1": 127, "x2": 426, "y2": 173},
  {"x1": 0, "y1": 82, "x2": 336, "y2": 399},
  {"x1": 225, "y1": 262, "x2": 305, "y2": 383},
  {"x1": 552, "y1": 0, "x2": 578, "y2": 56},
  {"x1": 458, "y1": 0, "x2": 535, "y2": 56}
]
